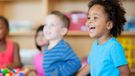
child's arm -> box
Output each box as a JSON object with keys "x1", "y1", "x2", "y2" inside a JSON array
[
  {"x1": 50, "y1": 48, "x2": 81, "y2": 76},
  {"x1": 110, "y1": 43, "x2": 130, "y2": 76},
  {"x1": 6, "y1": 42, "x2": 22, "y2": 69},
  {"x1": 118, "y1": 65, "x2": 130, "y2": 76},
  {"x1": 77, "y1": 64, "x2": 90, "y2": 76}
]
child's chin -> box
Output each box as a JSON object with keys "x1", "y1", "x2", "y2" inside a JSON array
[{"x1": 88, "y1": 34, "x2": 96, "y2": 38}]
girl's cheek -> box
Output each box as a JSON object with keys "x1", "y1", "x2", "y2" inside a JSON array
[{"x1": 85, "y1": 20, "x2": 89, "y2": 26}]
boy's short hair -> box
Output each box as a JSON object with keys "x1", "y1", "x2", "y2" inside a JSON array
[
  {"x1": 88, "y1": 0, "x2": 126, "y2": 37},
  {"x1": 0, "y1": 16, "x2": 9, "y2": 31},
  {"x1": 50, "y1": 11, "x2": 70, "y2": 29}
]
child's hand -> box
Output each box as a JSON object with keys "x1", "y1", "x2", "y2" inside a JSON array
[
  {"x1": 22, "y1": 65, "x2": 36, "y2": 76},
  {"x1": 5, "y1": 64, "x2": 12, "y2": 70},
  {"x1": 76, "y1": 64, "x2": 90, "y2": 76}
]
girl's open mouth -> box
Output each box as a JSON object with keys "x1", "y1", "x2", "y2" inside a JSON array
[{"x1": 89, "y1": 26, "x2": 95, "y2": 32}]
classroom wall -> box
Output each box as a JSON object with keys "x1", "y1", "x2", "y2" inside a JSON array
[
  {"x1": 0, "y1": 2, "x2": 3, "y2": 15},
  {"x1": 3, "y1": 1, "x2": 44, "y2": 24}
]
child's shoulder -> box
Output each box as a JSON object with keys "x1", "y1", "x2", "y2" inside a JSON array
[
  {"x1": 13, "y1": 42, "x2": 19, "y2": 48},
  {"x1": 59, "y1": 40, "x2": 73, "y2": 51},
  {"x1": 10, "y1": 41, "x2": 19, "y2": 49},
  {"x1": 7, "y1": 40, "x2": 19, "y2": 51},
  {"x1": 93, "y1": 37, "x2": 123, "y2": 49},
  {"x1": 109, "y1": 37, "x2": 123, "y2": 50},
  {"x1": 110, "y1": 37, "x2": 121, "y2": 46},
  {"x1": 60, "y1": 39, "x2": 70, "y2": 47},
  {"x1": 7, "y1": 39, "x2": 18, "y2": 45}
]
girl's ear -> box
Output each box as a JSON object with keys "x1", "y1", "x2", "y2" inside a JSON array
[
  {"x1": 60, "y1": 27, "x2": 68, "y2": 36},
  {"x1": 107, "y1": 21, "x2": 113, "y2": 30}
]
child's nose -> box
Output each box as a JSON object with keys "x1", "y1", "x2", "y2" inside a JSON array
[{"x1": 44, "y1": 26, "x2": 50, "y2": 30}]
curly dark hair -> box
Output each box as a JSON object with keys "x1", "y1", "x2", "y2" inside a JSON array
[
  {"x1": 0, "y1": 16, "x2": 9, "y2": 31},
  {"x1": 88, "y1": 0, "x2": 126, "y2": 37}
]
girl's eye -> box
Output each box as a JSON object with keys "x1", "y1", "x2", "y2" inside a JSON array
[
  {"x1": 87, "y1": 17, "x2": 90, "y2": 20},
  {"x1": 94, "y1": 17, "x2": 98, "y2": 20}
]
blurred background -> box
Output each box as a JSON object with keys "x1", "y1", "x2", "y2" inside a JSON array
[{"x1": 0, "y1": 0, "x2": 135, "y2": 75}]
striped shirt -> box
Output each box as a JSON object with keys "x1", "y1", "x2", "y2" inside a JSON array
[{"x1": 43, "y1": 39, "x2": 81, "y2": 76}]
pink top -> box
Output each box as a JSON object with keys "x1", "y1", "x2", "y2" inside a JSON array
[
  {"x1": 33, "y1": 52, "x2": 45, "y2": 76},
  {"x1": 0, "y1": 40, "x2": 14, "y2": 68}
]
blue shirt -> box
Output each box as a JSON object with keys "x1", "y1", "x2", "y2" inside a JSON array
[
  {"x1": 88, "y1": 37, "x2": 128, "y2": 76},
  {"x1": 43, "y1": 39, "x2": 81, "y2": 76}
]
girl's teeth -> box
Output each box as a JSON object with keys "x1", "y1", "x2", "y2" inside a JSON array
[
  {"x1": 89, "y1": 27, "x2": 95, "y2": 32},
  {"x1": 90, "y1": 27, "x2": 95, "y2": 29}
]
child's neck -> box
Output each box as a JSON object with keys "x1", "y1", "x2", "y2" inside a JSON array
[
  {"x1": 41, "y1": 47, "x2": 45, "y2": 52},
  {"x1": 97, "y1": 34, "x2": 112, "y2": 45},
  {"x1": 0, "y1": 40, "x2": 6, "y2": 51},
  {"x1": 0, "y1": 39, "x2": 6, "y2": 45},
  {"x1": 48, "y1": 38, "x2": 62, "y2": 50},
  {"x1": 41, "y1": 45, "x2": 47, "y2": 52}
]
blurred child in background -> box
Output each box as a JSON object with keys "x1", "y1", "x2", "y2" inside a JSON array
[
  {"x1": 23, "y1": 25, "x2": 48, "y2": 76},
  {"x1": 0, "y1": 16, "x2": 22, "y2": 69},
  {"x1": 43, "y1": 11, "x2": 81, "y2": 76},
  {"x1": 33, "y1": 25, "x2": 48, "y2": 76}
]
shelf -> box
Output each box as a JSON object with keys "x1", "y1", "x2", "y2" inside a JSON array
[
  {"x1": 9, "y1": 31, "x2": 135, "y2": 37},
  {"x1": 122, "y1": 32, "x2": 135, "y2": 36},
  {"x1": 67, "y1": 31, "x2": 135, "y2": 37},
  {"x1": 0, "y1": 0, "x2": 39, "y2": 1},
  {"x1": 9, "y1": 31, "x2": 88, "y2": 37},
  {"x1": 0, "y1": 0, "x2": 47, "y2": 23},
  {"x1": 48, "y1": 0, "x2": 88, "y2": 13},
  {"x1": 9, "y1": 31, "x2": 35, "y2": 36},
  {"x1": 67, "y1": 31, "x2": 89, "y2": 36}
]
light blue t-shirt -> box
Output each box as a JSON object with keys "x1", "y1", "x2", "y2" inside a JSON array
[{"x1": 87, "y1": 37, "x2": 128, "y2": 76}]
